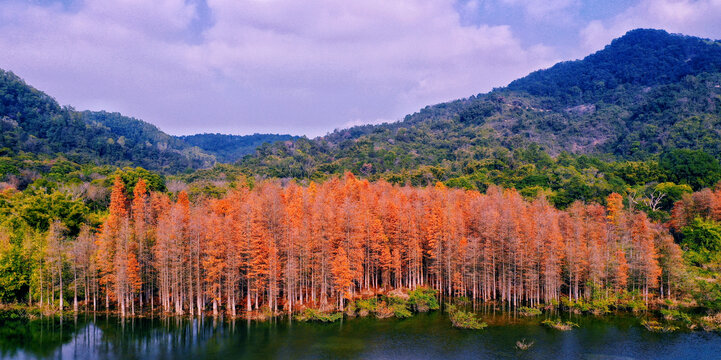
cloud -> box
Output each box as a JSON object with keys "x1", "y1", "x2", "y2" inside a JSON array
[
  {"x1": 580, "y1": 0, "x2": 721, "y2": 53},
  {"x1": 501, "y1": 0, "x2": 578, "y2": 20},
  {"x1": 0, "y1": 0, "x2": 559, "y2": 137}
]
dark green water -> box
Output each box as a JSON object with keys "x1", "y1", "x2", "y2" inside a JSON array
[{"x1": 2, "y1": 312, "x2": 720, "y2": 359}]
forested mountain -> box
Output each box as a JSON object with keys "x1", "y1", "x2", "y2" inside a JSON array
[
  {"x1": 0, "y1": 70, "x2": 298, "y2": 172},
  {"x1": 0, "y1": 70, "x2": 214, "y2": 171},
  {"x1": 3, "y1": 29, "x2": 721, "y2": 210},
  {"x1": 180, "y1": 133, "x2": 299, "y2": 163},
  {"x1": 239, "y1": 29, "x2": 721, "y2": 189},
  {"x1": 3, "y1": 29, "x2": 719, "y2": 183}
]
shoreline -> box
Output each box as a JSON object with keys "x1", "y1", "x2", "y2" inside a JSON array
[{"x1": 3, "y1": 294, "x2": 720, "y2": 333}]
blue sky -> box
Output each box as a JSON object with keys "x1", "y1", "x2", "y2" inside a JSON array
[{"x1": 1, "y1": 0, "x2": 720, "y2": 137}]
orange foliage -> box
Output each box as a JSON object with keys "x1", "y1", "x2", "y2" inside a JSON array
[{"x1": 85, "y1": 175, "x2": 685, "y2": 314}]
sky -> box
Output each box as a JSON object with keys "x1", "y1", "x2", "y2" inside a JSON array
[{"x1": 1, "y1": 1, "x2": 721, "y2": 137}]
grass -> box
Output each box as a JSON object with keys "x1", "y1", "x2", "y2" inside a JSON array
[
  {"x1": 542, "y1": 318, "x2": 578, "y2": 331},
  {"x1": 641, "y1": 319, "x2": 679, "y2": 333}
]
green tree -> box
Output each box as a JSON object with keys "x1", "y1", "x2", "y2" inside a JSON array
[
  {"x1": 113, "y1": 167, "x2": 166, "y2": 196},
  {"x1": 681, "y1": 218, "x2": 721, "y2": 264},
  {"x1": 654, "y1": 182, "x2": 693, "y2": 210},
  {"x1": 0, "y1": 245, "x2": 31, "y2": 303},
  {"x1": 659, "y1": 149, "x2": 721, "y2": 190}
]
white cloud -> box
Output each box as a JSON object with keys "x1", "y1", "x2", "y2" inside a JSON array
[
  {"x1": 0, "y1": 0, "x2": 559, "y2": 137},
  {"x1": 501, "y1": 0, "x2": 578, "y2": 20},
  {"x1": 580, "y1": 0, "x2": 721, "y2": 53}
]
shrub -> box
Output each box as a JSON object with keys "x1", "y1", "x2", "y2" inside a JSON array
[
  {"x1": 344, "y1": 301, "x2": 357, "y2": 317},
  {"x1": 518, "y1": 306, "x2": 542, "y2": 316},
  {"x1": 0, "y1": 307, "x2": 29, "y2": 325},
  {"x1": 374, "y1": 302, "x2": 395, "y2": 319},
  {"x1": 355, "y1": 298, "x2": 378, "y2": 317},
  {"x1": 454, "y1": 296, "x2": 471, "y2": 306},
  {"x1": 447, "y1": 304, "x2": 487, "y2": 330},
  {"x1": 660, "y1": 309, "x2": 692, "y2": 324},
  {"x1": 408, "y1": 287, "x2": 439, "y2": 312},
  {"x1": 392, "y1": 303, "x2": 412, "y2": 319},
  {"x1": 699, "y1": 313, "x2": 721, "y2": 331},
  {"x1": 626, "y1": 299, "x2": 648, "y2": 313},
  {"x1": 355, "y1": 296, "x2": 412, "y2": 319},
  {"x1": 560, "y1": 297, "x2": 611, "y2": 315},
  {"x1": 294, "y1": 308, "x2": 343, "y2": 322}
]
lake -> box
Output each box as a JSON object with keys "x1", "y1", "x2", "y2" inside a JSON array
[{"x1": 2, "y1": 312, "x2": 721, "y2": 359}]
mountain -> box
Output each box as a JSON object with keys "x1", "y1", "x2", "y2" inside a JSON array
[
  {"x1": 507, "y1": 29, "x2": 721, "y2": 100},
  {"x1": 2, "y1": 28, "x2": 720, "y2": 199},
  {"x1": 238, "y1": 29, "x2": 721, "y2": 184},
  {"x1": 0, "y1": 69, "x2": 298, "y2": 172},
  {"x1": 179, "y1": 133, "x2": 300, "y2": 163},
  {"x1": 0, "y1": 69, "x2": 215, "y2": 171}
]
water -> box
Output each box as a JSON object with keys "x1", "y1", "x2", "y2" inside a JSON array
[{"x1": 2, "y1": 312, "x2": 720, "y2": 359}]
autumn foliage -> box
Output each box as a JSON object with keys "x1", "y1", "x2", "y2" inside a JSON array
[{"x1": 73, "y1": 173, "x2": 683, "y2": 315}]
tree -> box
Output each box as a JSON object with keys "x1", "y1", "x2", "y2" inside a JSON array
[
  {"x1": 46, "y1": 220, "x2": 67, "y2": 310},
  {"x1": 659, "y1": 149, "x2": 721, "y2": 190},
  {"x1": 630, "y1": 213, "x2": 661, "y2": 302},
  {"x1": 70, "y1": 225, "x2": 96, "y2": 312},
  {"x1": 131, "y1": 178, "x2": 149, "y2": 310},
  {"x1": 654, "y1": 182, "x2": 692, "y2": 211},
  {"x1": 606, "y1": 193, "x2": 624, "y2": 223},
  {"x1": 681, "y1": 218, "x2": 721, "y2": 264},
  {"x1": 1, "y1": 170, "x2": 695, "y2": 314},
  {"x1": 331, "y1": 247, "x2": 353, "y2": 310}
]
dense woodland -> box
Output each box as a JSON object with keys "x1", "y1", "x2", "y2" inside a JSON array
[{"x1": 4, "y1": 172, "x2": 715, "y2": 317}]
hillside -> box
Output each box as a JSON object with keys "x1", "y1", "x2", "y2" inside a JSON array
[
  {"x1": 0, "y1": 69, "x2": 216, "y2": 172},
  {"x1": 179, "y1": 133, "x2": 300, "y2": 163},
  {"x1": 0, "y1": 70, "x2": 299, "y2": 172},
  {"x1": 238, "y1": 29, "x2": 721, "y2": 185},
  {"x1": 2, "y1": 28, "x2": 720, "y2": 203}
]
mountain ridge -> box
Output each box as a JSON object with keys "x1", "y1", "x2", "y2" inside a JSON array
[
  {"x1": 179, "y1": 133, "x2": 301, "y2": 163},
  {"x1": 2, "y1": 29, "x2": 720, "y2": 185},
  {"x1": 0, "y1": 69, "x2": 298, "y2": 171},
  {"x1": 236, "y1": 29, "x2": 721, "y2": 183}
]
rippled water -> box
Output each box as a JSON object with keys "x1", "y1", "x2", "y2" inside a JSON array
[{"x1": 2, "y1": 312, "x2": 720, "y2": 359}]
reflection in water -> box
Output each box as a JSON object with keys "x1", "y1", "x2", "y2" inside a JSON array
[{"x1": 2, "y1": 313, "x2": 721, "y2": 359}]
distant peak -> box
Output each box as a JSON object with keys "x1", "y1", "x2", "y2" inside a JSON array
[{"x1": 507, "y1": 28, "x2": 721, "y2": 100}]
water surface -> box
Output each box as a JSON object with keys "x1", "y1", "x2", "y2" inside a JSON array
[{"x1": 2, "y1": 312, "x2": 720, "y2": 359}]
